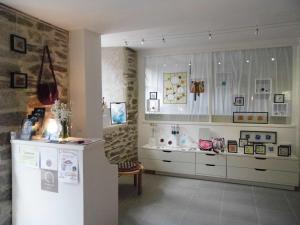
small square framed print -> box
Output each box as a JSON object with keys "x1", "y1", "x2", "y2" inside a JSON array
[
  {"x1": 239, "y1": 138, "x2": 248, "y2": 148},
  {"x1": 255, "y1": 145, "x2": 266, "y2": 155},
  {"x1": 10, "y1": 72, "x2": 28, "y2": 88},
  {"x1": 274, "y1": 94, "x2": 284, "y2": 103},
  {"x1": 244, "y1": 145, "x2": 254, "y2": 155},
  {"x1": 149, "y1": 92, "x2": 157, "y2": 100},
  {"x1": 234, "y1": 96, "x2": 244, "y2": 106},
  {"x1": 227, "y1": 140, "x2": 238, "y2": 153},
  {"x1": 10, "y1": 34, "x2": 27, "y2": 54},
  {"x1": 278, "y1": 145, "x2": 291, "y2": 157}
]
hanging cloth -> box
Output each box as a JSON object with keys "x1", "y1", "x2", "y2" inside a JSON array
[{"x1": 37, "y1": 45, "x2": 59, "y2": 105}]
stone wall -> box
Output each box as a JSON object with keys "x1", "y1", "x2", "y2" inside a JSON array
[
  {"x1": 0, "y1": 4, "x2": 69, "y2": 224},
  {"x1": 102, "y1": 48, "x2": 138, "y2": 163}
]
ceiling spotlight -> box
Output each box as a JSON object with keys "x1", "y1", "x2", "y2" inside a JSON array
[
  {"x1": 188, "y1": 62, "x2": 191, "y2": 66},
  {"x1": 141, "y1": 38, "x2": 145, "y2": 45},
  {"x1": 218, "y1": 61, "x2": 221, "y2": 65},
  {"x1": 255, "y1": 26, "x2": 259, "y2": 36},
  {"x1": 271, "y1": 57, "x2": 275, "y2": 61},
  {"x1": 162, "y1": 37, "x2": 166, "y2": 43},
  {"x1": 246, "y1": 59, "x2": 250, "y2": 63},
  {"x1": 124, "y1": 41, "x2": 128, "y2": 46},
  {"x1": 208, "y1": 32, "x2": 212, "y2": 40}
]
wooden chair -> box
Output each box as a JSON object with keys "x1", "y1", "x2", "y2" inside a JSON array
[{"x1": 118, "y1": 162, "x2": 144, "y2": 195}]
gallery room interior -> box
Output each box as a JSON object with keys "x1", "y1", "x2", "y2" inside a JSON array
[{"x1": 0, "y1": 0, "x2": 300, "y2": 225}]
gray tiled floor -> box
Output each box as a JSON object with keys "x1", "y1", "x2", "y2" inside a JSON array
[{"x1": 119, "y1": 174, "x2": 300, "y2": 225}]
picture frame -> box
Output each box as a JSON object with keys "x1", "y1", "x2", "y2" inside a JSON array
[
  {"x1": 149, "y1": 92, "x2": 157, "y2": 100},
  {"x1": 274, "y1": 94, "x2": 285, "y2": 103},
  {"x1": 10, "y1": 72, "x2": 28, "y2": 88},
  {"x1": 244, "y1": 145, "x2": 254, "y2": 155},
  {"x1": 233, "y1": 112, "x2": 268, "y2": 124},
  {"x1": 278, "y1": 145, "x2": 291, "y2": 157},
  {"x1": 110, "y1": 102, "x2": 127, "y2": 125},
  {"x1": 240, "y1": 130, "x2": 277, "y2": 144},
  {"x1": 255, "y1": 145, "x2": 266, "y2": 155},
  {"x1": 234, "y1": 96, "x2": 244, "y2": 106},
  {"x1": 239, "y1": 138, "x2": 248, "y2": 148},
  {"x1": 10, "y1": 34, "x2": 27, "y2": 54},
  {"x1": 227, "y1": 140, "x2": 238, "y2": 153}
]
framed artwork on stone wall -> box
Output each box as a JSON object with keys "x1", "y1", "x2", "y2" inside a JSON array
[
  {"x1": 10, "y1": 34, "x2": 27, "y2": 54},
  {"x1": 10, "y1": 72, "x2": 28, "y2": 88},
  {"x1": 110, "y1": 102, "x2": 127, "y2": 125},
  {"x1": 163, "y1": 72, "x2": 187, "y2": 104}
]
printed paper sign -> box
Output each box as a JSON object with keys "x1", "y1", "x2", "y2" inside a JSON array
[
  {"x1": 58, "y1": 150, "x2": 79, "y2": 184},
  {"x1": 40, "y1": 148, "x2": 58, "y2": 171},
  {"x1": 41, "y1": 169, "x2": 58, "y2": 193},
  {"x1": 20, "y1": 148, "x2": 39, "y2": 168}
]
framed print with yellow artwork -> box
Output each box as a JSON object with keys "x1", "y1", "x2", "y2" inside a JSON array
[{"x1": 163, "y1": 72, "x2": 187, "y2": 104}]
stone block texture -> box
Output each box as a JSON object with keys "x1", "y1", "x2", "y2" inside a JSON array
[
  {"x1": 103, "y1": 48, "x2": 138, "y2": 163},
  {"x1": 0, "y1": 4, "x2": 69, "y2": 224}
]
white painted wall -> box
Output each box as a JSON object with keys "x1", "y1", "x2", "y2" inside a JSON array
[
  {"x1": 69, "y1": 29, "x2": 103, "y2": 138},
  {"x1": 137, "y1": 39, "x2": 300, "y2": 159}
]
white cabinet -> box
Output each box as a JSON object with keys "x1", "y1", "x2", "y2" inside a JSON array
[
  {"x1": 196, "y1": 153, "x2": 226, "y2": 178},
  {"x1": 11, "y1": 139, "x2": 118, "y2": 225},
  {"x1": 140, "y1": 147, "x2": 195, "y2": 175},
  {"x1": 140, "y1": 145, "x2": 299, "y2": 189},
  {"x1": 227, "y1": 154, "x2": 299, "y2": 187}
]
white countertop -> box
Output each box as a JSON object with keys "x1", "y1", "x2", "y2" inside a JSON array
[{"x1": 11, "y1": 137, "x2": 105, "y2": 150}]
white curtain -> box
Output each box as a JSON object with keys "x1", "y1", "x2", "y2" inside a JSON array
[
  {"x1": 145, "y1": 52, "x2": 210, "y2": 118},
  {"x1": 145, "y1": 46, "x2": 292, "y2": 120},
  {"x1": 212, "y1": 47, "x2": 292, "y2": 115}
]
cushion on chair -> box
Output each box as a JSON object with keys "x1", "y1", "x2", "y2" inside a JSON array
[{"x1": 118, "y1": 161, "x2": 139, "y2": 172}]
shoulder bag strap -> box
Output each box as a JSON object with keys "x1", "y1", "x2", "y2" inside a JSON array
[{"x1": 37, "y1": 45, "x2": 57, "y2": 85}]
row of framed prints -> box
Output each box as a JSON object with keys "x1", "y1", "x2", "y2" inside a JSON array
[
  {"x1": 233, "y1": 94, "x2": 285, "y2": 106},
  {"x1": 228, "y1": 141, "x2": 291, "y2": 157}
]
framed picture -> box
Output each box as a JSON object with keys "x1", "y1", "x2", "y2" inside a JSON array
[
  {"x1": 274, "y1": 94, "x2": 285, "y2": 103},
  {"x1": 110, "y1": 102, "x2": 127, "y2": 125},
  {"x1": 278, "y1": 145, "x2": 291, "y2": 157},
  {"x1": 163, "y1": 72, "x2": 187, "y2": 104},
  {"x1": 10, "y1": 34, "x2": 27, "y2": 54},
  {"x1": 10, "y1": 72, "x2": 28, "y2": 88},
  {"x1": 146, "y1": 99, "x2": 160, "y2": 112},
  {"x1": 227, "y1": 140, "x2": 238, "y2": 153},
  {"x1": 255, "y1": 145, "x2": 266, "y2": 155},
  {"x1": 234, "y1": 97, "x2": 244, "y2": 106},
  {"x1": 239, "y1": 138, "x2": 248, "y2": 147},
  {"x1": 265, "y1": 144, "x2": 275, "y2": 153},
  {"x1": 244, "y1": 145, "x2": 254, "y2": 155},
  {"x1": 240, "y1": 130, "x2": 277, "y2": 144},
  {"x1": 149, "y1": 92, "x2": 157, "y2": 100},
  {"x1": 233, "y1": 112, "x2": 268, "y2": 124}
]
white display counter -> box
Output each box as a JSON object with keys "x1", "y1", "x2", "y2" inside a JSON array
[{"x1": 11, "y1": 138, "x2": 118, "y2": 225}]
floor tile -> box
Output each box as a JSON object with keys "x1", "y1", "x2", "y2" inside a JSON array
[{"x1": 258, "y1": 209, "x2": 299, "y2": 225}]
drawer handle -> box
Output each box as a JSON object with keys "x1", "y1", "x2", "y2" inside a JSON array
[
  {"x1": 205, "y1": 153, "x2": 215, "y2": 156},
  {"x1": 205, "y1": 164, "x2": 216, "y2": 167},
  {"x1": 162, "y1": 150, "x2": 172, "y2": 153},
  {"x1": 255, "y1": 157, "x2": 266, "y2": 160},
  {"x1": 255, "y1": 168, "x2": 267, "y2": 171},
  {"x1": 162, "y1": 160, "x2": 172, "y2": 163}
]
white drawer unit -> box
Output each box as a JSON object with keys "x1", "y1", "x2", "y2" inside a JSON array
[
  {"x1": 142, "y1": 159, "x2": 195, "y2": 175},
  {"x1": 227, "y1": 155, "x2": 298, "y2": 172},
  {"x1": 196, "y1": 153, "x2": 226, "y2": 166},
  {"x1": 196, "y1": 163, "x2": 226, "y2": 178},
  {"x1": 140, "y1": 145, "x2": 299, "y2": 189},
  {"x1": 141, "y1": 149, "x2": 195, "y2": 163},
  {"x1": 227, "y1": 167, "x2": 299, "y2": 186}
]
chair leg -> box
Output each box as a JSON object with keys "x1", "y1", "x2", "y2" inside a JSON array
[
  {"x1": 137, "y1": 173, "x2": 142, "y2": 195},
  {"x1": 134, "y1": 174, "x2": 137, "y2": 186}
]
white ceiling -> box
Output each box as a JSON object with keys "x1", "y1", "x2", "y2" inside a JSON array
[{"x1": 3, "y1": 0, "x2": 300, "y2": 49}]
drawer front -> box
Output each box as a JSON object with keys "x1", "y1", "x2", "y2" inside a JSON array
[
  {"x1": 141, "y1": 159, "x2": 195, "y2": 175},
  {"x1": 227, "y1": 156, "x2": 299, "y2": 172},
  {"x1": 227, "y1": 167, "x2": 299, "y2": 186},
  {"x1": 196, "y1": 163, "x2": 226, "y2": 178},
  {"x1": 196, "y1": 153, "x2": 226, "y2": 166},
  {"x1": 140, "y1": 149, "x2": 195, "y2": 163}
]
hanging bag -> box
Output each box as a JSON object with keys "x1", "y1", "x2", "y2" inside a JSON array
[{"x1": 37, "y1": 45, "x2": 59, "y2": 105}]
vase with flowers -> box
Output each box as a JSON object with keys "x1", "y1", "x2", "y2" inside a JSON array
[{"x1": 51, "y1": 100, "x2": 71, "y2": 139}]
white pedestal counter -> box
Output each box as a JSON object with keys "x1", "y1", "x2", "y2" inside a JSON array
[{"x1": 11, "y1": 139, "x2": 118, "y2": 225}]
